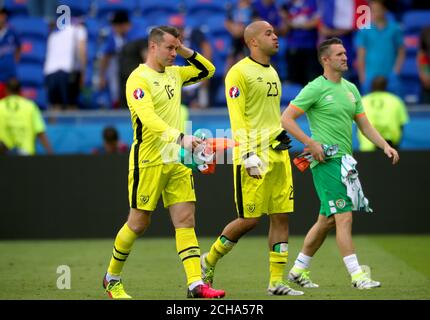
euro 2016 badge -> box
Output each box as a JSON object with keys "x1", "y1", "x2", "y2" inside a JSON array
[
  {"x1": 229, "y1": 86, "x2": 240, "y2": 98},
  {"x1": 133, "y1": 88, "x2": 145, "y2": 100}
]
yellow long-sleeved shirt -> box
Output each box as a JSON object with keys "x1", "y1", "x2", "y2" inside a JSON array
[
  {"x1": 225, "y1": 57, "x2": 287, "y2": 165},
  {"x1": 126, "y1": 52, "x2": 215, "y2": 169}
]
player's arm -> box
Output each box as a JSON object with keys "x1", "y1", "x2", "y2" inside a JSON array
[
  {"x1": 281, "y1": 84, "x2": 324, "y2": 161},
  {"x1": 32, "y1": 104, "x2": 53, "y2": 154},
  {"x1": 177, "y1": 45, "x2": 215, "y2": 86},
  {"x1": 281, "y1": 105, "x2": 324, "y2": 162},
  {"x1": 127, "y1": 77, "x2": 199, "y2": 150},
  {"x1": 355, "y1": 113, "x2": 399, "y2": 164}
]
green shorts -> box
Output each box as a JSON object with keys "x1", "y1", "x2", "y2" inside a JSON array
[{"x1": 311, "y1": 158, "x2": 352, "y2": 216}]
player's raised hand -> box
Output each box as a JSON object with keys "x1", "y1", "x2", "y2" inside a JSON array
[
  {"x1": 384, "y1": 145, "x2": 399, "y2": 165},
  {"x1": 176, "y1": 41, "x2": 194, "y2": 59},
  {"x1": 307, "y1": 139, "x2": 325, "y2": 162}
]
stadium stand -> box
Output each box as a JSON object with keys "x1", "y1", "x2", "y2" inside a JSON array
[
  {"x1": 0, "y1": 0, "x2": 429, "y2": 111},
  {"x1": 58, "y1": 0, "x2": 92, "y2": 17},
  {"x1": 139, "y1": 0, "x2": 181, "y2": 27},
  {"x1": 3, "y1": 0, "x2": 28, "y2": 17},
  {"x1": 94, "y1": 0, "x2": 138, "y2": 21}
]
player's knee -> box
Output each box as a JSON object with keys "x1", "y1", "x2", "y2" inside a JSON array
[{"x1": 127, "y1": 221, "x2": 149, "y2": 235}]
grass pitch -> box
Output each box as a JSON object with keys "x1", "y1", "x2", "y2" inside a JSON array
[{"x1": 1, "y1": 235, "x2": 429, "y2": 300}]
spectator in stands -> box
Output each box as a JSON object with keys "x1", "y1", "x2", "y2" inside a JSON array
[
  {"x1": 0, "y1": 8, "x2": 21, "y2": 99},
  {"x1": 27, "y1": 0, "x2": 57, "y2": 23},
  {"x1": 0, "y1": 79, "x2": 53, "y2": 155},
  {"x1": 225, "y1": 0, "x2": 253, "y2": 67},
  {"x1": 92, "y1": 126, "x2": 128, "y2": 154},
  {"x1": 357, "y1": 76, "x2": 409, "y2": 151},
  {"x1": 281, "y1": 0, "x2": 320, "y2": 86},
  {"x1": 318, "y1": 0, "x2": 367, "y2": 82},
  {"x1": 355, "y1": 0, "x2": 405, "y2": 94},
  {"x1": 98, "y1": 10, "x2": 133, "y2": 109},
  {"x1": 252, "y1": 0, "x2": 282, "y2": 33},
  {"x1": 118, "y1": 37, "x2": 148, "y2": 109},
  {"x1": 44, "y1": 18, "x2": 87, "y2": 110},
  {"x1": 417, "y1": 26, "x2": 430, "y2": 104}
]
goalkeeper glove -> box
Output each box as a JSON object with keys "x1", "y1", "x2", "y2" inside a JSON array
[
  {"x1": 271, "y1": 130, "x2": 292, "y2": 150},
  {"x1": 243, "y1": 152, "x2": 264, "y2": 177}
]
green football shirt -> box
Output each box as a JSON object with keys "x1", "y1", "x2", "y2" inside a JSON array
[{"x1": 290, "y1": 76, "x2": 364, "y2": 166}]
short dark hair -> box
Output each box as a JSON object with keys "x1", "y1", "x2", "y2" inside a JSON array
[
  {"x1": 317, "y1": 37, "x2": 343, "y2": 65},
  {"x1": 6, "y1": 79, "x2": 20, "y2": 94},
  {"x1": 103, "y1": 126, "x2": 119, "y2": 143},
  {"x1": 0, "y1": 7, "x2": 9, "y2": 16},
  {"x1": 110, "y1": 10, "x2": 129, "y2": 25},
  {"x1": 369, "y1": 0, "x2": 387, "y2": 9},
  {"x1": 148, "y1": 26, "x2": 180, "y2": 44},
  {"x1": 371, "y1": 76, "x2": 388, "y2": 92}
]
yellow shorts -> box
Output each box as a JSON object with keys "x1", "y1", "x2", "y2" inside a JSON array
[
  {"x1": 128, "y1": 163, "x2": 196, "y2": 211},
  {"x1": 233, "y1": 158, "x2": 294, "y2": 218}
]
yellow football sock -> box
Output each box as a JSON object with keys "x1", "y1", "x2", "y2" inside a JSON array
[
  {"x1": 269, "y1": 240, "x2": 289, "y2": 284},
  {"x1": 107, "y1": 223, "x2": 138, "y2": 276},
  {"x1": 206, "y1": 235, "x2": 236, "y2": 267},
  {"x1": 176, "y1": 228, "x2": 201, "y2": 285},
  {"x1": 269, "y1": 251, "x2": 288, "y2": 283}
]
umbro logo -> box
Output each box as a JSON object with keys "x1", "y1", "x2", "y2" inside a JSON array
[
  {"x1": 257, "y1": 77, "x2": 263, "y2": 82},
  {"x1": 153, "y1": 81, "x2": 160, "y2": 86}
]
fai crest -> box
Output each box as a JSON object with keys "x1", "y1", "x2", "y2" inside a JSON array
[
  {"x1": 140, "y1": 194, "x2": 149, "y2": 204},
  {"x1": 336, "y1": 199, "x2": 346, "y2": 209},
  {"x1": 246, "y1": 203, "x2": 256, "y2": 213}
]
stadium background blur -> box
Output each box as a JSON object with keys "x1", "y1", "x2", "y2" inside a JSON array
[{"x1": 0, "y1": 0, "x2": 429, "y2": 153}]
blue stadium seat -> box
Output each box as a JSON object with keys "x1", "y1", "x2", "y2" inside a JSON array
[
  {"x1": 402, "y1": 10, "x2": 430, "y2": 58},
  {"x1": 185, "y1": 0, "x2": 227, "y2": 27},
  {"x1": 58, "y1": 0, "x2": 91, "y2": 17},
  {"x1": 138, "y1": 13, "x2": 182, "y2": 30},
  {"x1": 9, "y1": 17, "x2": 49, "y2": 41},
  {"x1": 205, "y1": 14, "x2": 228, "y2": 37},
  {"x1": 401, "y1": 77, "x2": 421, "y2": 104},
  {"x1": 4, "y1": 0, "x2": 29, "y2": 17},
  {"x1": 20, "y1": 38, "x2": 46, "y2": 64},
  {"x1": 281, "y1": 82, "x2": 303, "y2": 105},
  {"x1": 21, "y1": 86, "x2": 48, "y2": 110},
  {"x1": 139, "y1": 0, "x2": 181, "y2": 18},
  {"x1": 209, "y1": 33, "x2": 231, "y2": 77},
  {"x1": 399, "y1": 56, "x2": 420, "y2": 104},
  {"x1": 17, "y1": 63, "x2": 45, "y2": 87},
  {"x1": 402, "y1": 10, "x2": 430, "y2": 35},
  {"x1": 400, "y1": 56, "x2": 419, "y2": 78},
  {"x1": 130, "y1": 17, "x2": 150, "y2": 38},
  {"x1": 94, "y1": 0, "x2": 138, "y2": 21},
  {"x1": 85, "y1": 17, "x2": 102, "y2": 42},
  {"x1": 276, "y1": 37, "x2": 288, "y2": 81}
]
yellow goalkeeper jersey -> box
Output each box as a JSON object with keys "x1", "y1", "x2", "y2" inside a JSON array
[
  {"x1": 126, "y1": 52, "x2": 215, "y2": 169},
  {"x1": 225, "y1": 56, "x2": 287, "y2": 165}
]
